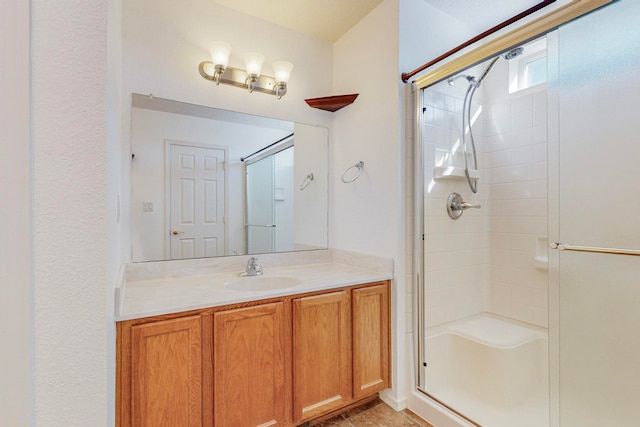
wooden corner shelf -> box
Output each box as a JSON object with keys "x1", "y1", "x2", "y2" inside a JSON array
[{"x1": 304, "y1": 94, "x2": 358, "y2": 112}]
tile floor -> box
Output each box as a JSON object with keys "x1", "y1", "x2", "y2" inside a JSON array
[{"x1": 310, "y1": 399, "x2": 434, "y2": 427}]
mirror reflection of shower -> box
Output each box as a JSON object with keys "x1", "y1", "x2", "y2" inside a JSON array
[
  {"x1": 447, "y1": 47, "x2": 524, "y2": 193},
  {"x1": 245, "y1": 145, "x2": 294, "y2": 255}
]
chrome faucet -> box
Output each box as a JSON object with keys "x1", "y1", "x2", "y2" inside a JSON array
[{"x1": 240, "y1": 257, "x2": 263, "y2": 277}]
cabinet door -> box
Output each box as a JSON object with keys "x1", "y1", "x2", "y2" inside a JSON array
[
  {"x1": 352, "y1": 283, "x2": 390, "y2": 398},
  {"x1": 130, "y1": 315, "x2": 203, "y2": 427},
  {"x1": 292, "y1": 291, "x2": 351, "y2": 423},
  {"x1": 213, "y1": 302, "x2": 286, "y2": 427}
]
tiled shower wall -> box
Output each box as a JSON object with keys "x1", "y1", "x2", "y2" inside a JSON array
[
  {"x1": 483, "y1": 79, "x2": 549, "y2": 328},
  {"x1": 422, "y1": 82, "x2": 486, "y2": 328},
  {"x1": 419, "y1": 60, "x2": 549, "y2": 330}
]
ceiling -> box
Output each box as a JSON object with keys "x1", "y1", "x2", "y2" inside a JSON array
[
  {"x1": 210, "y1": 0, "x2": 541, "y2": 42},
  {"x1": 421, "y1": 0, "x2": 542, "y2": 33},
  {"x1": 209, "y1": 0, "x2": 384, "y2": 42}
]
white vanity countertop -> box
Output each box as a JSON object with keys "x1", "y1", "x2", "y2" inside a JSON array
[{"x1": 116, "y1": 259, "x2": 393, "y2": 321}]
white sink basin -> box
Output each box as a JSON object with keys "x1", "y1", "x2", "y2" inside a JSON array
[{"x1": 224, "y1": 275, "x2": 301, "y2": 292}]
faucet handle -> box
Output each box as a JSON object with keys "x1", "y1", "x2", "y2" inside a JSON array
[{"x1": 243, "y1": 257, "x2": 263, "y2": 276}]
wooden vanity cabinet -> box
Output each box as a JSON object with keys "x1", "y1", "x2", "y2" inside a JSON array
[
  {"x1": 291, "y1": 281, "x2": 391, "y2": 424},
  {"x1": 352, "y1": 283, "x2": 390, "y2": 398},
  {"x1": 117, "y1": 314, "x2": 208, "y2": 427},
  {"x1": 213, "y1": 302, "x2": 288, "y2": 427},
  {"x1": 117, "y1": 280, "x2": 390, "y2": 427},
  {"x1": 292, "y1": 291, "x2": 352, "y2": 423}
]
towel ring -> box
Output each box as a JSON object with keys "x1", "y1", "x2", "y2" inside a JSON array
[
  {"x1": 341, "y1": 161, "x2": 364, "y2": 183},
  {"x1": 299, "y1": 173, "x2": 314, "y2": 190}
]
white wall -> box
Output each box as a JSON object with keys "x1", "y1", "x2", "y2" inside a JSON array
[
  {"x1": 0, "y1": 0, "x2": 32, "y2": 425},
  {"x1": 294, "y1": 123, "x2": 329, "y2": 249},
  {"x1": 32, "y1": 0, "x2": 109, "y2": 425},
  {"x1": 332, "y1": 0, "x2": 404, "y2": 407},
  {"x1": 106, "y1": 0, "x2": 122, "y2": 423}
]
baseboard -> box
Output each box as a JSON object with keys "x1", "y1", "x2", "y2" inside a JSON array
[{"x1": 379, "y1": 389, "x2": 407, "y2": 411}]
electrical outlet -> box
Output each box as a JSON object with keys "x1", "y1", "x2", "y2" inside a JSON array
[{"x1": 142, "y1": 202, "x2": 154, "y2": 212}]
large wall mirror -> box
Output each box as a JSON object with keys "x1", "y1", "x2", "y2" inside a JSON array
[{"x1": 130, "y1": 94, "x2": 328, "y2": 262}]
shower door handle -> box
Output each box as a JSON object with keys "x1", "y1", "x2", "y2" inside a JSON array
[{"x1": 551, "y1": 242, "x2": 640, "y2": 256}]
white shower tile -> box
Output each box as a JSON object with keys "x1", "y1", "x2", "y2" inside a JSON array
[
  {"x1": 533, "y1": 143, "x2": 547, "y2": 161},
  {"x1": 533, "y1": 90, "x2": 547, "y2": 127},
  {"x1": 512, "y1": 283, "x2": 534, "y2": 303},
  {"x1": 509, "y1": 234, "x2": 533, "y2": 251},
  {"x1": 423, "y1": 125, "x2": 437, "y2": 143},
  {"x1": 487, "y1": 149, "x2": 511, "y2": 168},
  {"x1": 532, "y1": 161, "x2": 547, "y2": 181},
  {"x1": 532, "y1": 125, "x2": 547, "y2": 144},
  {"x1": 532, "y1": 286, "x2": 549, "y2": 309},
  {"x1": 511, "y1": 301, "x2": 533, "y2": 323},
  {"x1": 510, "y1": 128, "x2": 534, "y2": 147},
  {"x1": 423, "y1": 90, "x2": 434, "y2": 107},
  {"x1": 511, "y1": 250, "x2": 534, "y2": 269},
  {"x1": 488, "y1": 133, "x2": 510, "y2": 152},
  {"x1": 531, "y1": 308, "x2": 548, "y2": 328},
  {"x1": 433, "y1": 91, "x2": 445, "y2": 109},
  {"x1": 422, "y1": 105, "x2": 434, "y2": 123},
  {"x1": 433, "y1": 107, "x2": 446, "y2": 128},
  {"x1": 489, "y1": 233, "x2": 510, "y2": 250},
  {"x1": 425, "y1": 306, "x2": 446, "y2": 328},
  {"x1": 415, "y1": 77, "x2": 549, "y2": 333},
  {"x1": 454, "y1": 97, "x2": 464, "y2": 114},
  {"x1": 511, "y1": 95, "x2": 533, "y2": 130},
  {"x1": 514, "y1": 164, "x2": 534, "y2": 183},
  {"x1": 532, "y1": 180, "x2": 548, "y2": 198},
  {"x1": 492, "y1": 199, "x2": 513, "y2": 216},
  {"x1": 506, "y1": 181, "x2": 533, "y2": 199},
  {"x1": 490, "y1": 100, "x2": 510, "y2": 129},
  {"x1": 487, "y1": 266, "x2": 512, "y2": 285},
  {"x1": 424, "y1": 234, "x2": 444, "y2": 254},
  {"x1": 489, "y1": 282, "x2": 511, "y2": 313},
  {"x1": 405, "y1": 312, "x2": 414, "y2": 333},
  {"x1": 444, "y1": 94, "x2": 455, "y2": 112},
  {"x1": 511, "y1": 146, "x2": 534, "y2": 165}
]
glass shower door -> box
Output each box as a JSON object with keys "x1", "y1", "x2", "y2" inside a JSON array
[
  {"x1": 245, "y1": 147, "x2": 294, "y2": 254},
  {"x1": 246, "y1": 156, "x2": 275, "y2": 254},
  {"x1": 555, "y1": 2, "x2": 640, "y2": 425}
]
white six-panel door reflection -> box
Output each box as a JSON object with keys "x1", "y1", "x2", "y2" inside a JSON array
[{"x1": 169, "y1": 143, "x2": 226, "y2": 259}]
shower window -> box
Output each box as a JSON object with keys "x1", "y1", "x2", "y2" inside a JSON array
[
  {"x1": 509, "y1": 38, "x2": 548, "y2": 93},
  {"x1": 526, "y1": 56, "x2": 547, "y2": 87}
]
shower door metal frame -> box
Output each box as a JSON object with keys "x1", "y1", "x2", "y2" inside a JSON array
[{"x1": 412, "y1": 74, "x2": 484, "y2": 427}]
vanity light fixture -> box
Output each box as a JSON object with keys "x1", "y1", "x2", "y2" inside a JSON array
[
  {"x1": 199, "y1": 42, "x2": 293, "y2": 99},
  {"x1": 242, "y1": 52, "x2": 265, "y2": 93},
  {"x1": 209, "y1": 41, "x2": 232, "y2": 85}
]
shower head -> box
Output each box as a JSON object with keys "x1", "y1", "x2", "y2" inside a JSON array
[
  {"x1": 503, "y1": 47, "x2": 524, "y2": 60},
  {"x1": 447, "y1": 74, "x2": 477, "y2": 87}
]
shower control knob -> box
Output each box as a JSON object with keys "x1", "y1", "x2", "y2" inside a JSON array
[{"x1": 447, "y1": 192, "x2": 481, "y2": 220}]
